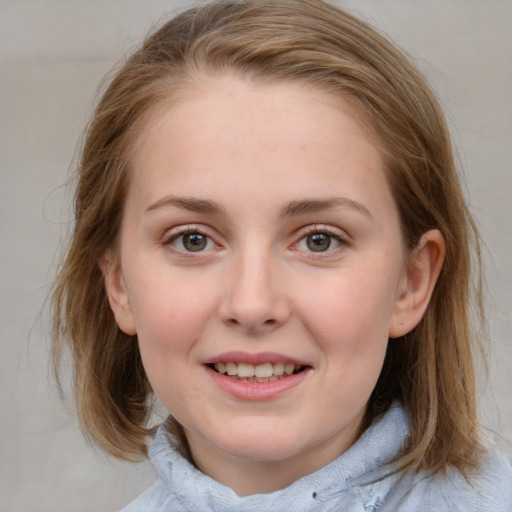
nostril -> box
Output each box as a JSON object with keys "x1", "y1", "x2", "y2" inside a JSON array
[
  {"x1": 223, "y1": 315, "x2": 280, "y2": 333},
  {"x1": 219, "y1": 296, "x2": 290, "y2": 333}
]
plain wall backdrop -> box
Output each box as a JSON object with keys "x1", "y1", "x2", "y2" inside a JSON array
[{"x1": 1, "y1": 1, "x2": 511, "y2": 511}]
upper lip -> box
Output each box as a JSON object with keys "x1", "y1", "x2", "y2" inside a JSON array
[{"x1": 203, "y1": 351, "x2": 310, "y2": 367}]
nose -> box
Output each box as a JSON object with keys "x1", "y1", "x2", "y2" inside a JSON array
[{"x1": 219, "y1": 249, "x2": 291, "y2": 335}]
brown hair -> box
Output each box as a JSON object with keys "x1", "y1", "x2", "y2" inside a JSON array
[{"x1": 52, "y1": 0, "x2": 485, "y2": 473}]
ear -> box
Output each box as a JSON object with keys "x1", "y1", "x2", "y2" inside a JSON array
[
  {"x1": 389, "y1": 229, "x2": 445, "y2": 338},
  {"x1": 98, "y1": 253, "x2": 137, "y2": 336}
]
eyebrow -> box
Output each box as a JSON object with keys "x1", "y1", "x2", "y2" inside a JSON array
[
  {"x1": 145, "y1": 196, "x2": 227, "y2": 216},
  {"x1": 279, "y1": 197, "x2": 372, "y2": 219},
  {"x1": 145, "y1": 195, "x2": 372, "y2": 219}
]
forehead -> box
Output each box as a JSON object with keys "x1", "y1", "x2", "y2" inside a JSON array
[
  {"x1": 125, "y1": 75, "x2": 394, "y2": 220},
  {"x1": 133, "y1": 74, "x2": 380, "y2": 161}
]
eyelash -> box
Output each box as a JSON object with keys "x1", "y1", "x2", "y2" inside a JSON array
[
  {"x1": 162, "y1": 224, "x2": 349, "y2": 258},
  {"x1": 163, "y1": 226, "x2": 220, "y2": 257},
  {"x1": 293, "y1": 225, "x2": 349, "y2": 258}
]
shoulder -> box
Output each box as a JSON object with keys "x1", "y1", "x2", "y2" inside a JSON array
[
  {"x1": 448, "y1": 449, "x2": 512, "y2": 512},
  {"x1": 119, "y1": 479, "x2": 180, "y2": 512},
  {"x1": 401, "y1": 449, "x2": 512, "y2": 512}
]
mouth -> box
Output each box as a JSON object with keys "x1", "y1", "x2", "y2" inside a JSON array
[{"x1": 206, "y1": 362, "x2": 309, "y2": 383}]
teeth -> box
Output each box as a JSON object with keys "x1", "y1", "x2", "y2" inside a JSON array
[
  {"x1": 213, "y1": 361, "x2": 303, "y2": 379},
  {"x1": 226, "y1": 362, "x2": 237, "y2": 376},
  {"x1": 255, "y1": 363, "x2": 273, "y2": 378},
  {"x1": 237, "y1": 363, "x2": 255, "y2": 377},
  {"x1": 273, "y1": 362, "x2": 284, "y2": 376},
  {"x1": 284, "y1": 363, "x2": 295, "y2": 375}
]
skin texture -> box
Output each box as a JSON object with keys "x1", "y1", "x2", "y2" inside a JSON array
[{"x1": 102, "y1": 75, "x2": 444, "y2": 496}]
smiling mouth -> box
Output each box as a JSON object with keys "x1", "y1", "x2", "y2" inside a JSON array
[{"x1": 207, "y1": 362, "x2": 308, "y2": 382}]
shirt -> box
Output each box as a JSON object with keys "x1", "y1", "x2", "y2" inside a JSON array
[{"x1": 120, "y1": 404, "x2": 512, "y2": 511}]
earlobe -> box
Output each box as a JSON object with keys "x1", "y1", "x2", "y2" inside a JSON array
[
  {"x1": 98, "y1": 253, "x2": 137, "y2": 336},
  {"x1": 389, "y1": 229, "x2": 445, "y2": 338}
]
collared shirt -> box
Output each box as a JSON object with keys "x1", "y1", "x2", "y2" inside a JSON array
[{"x1": 120, "y1": 404, "x2": 512, "y2": 511}]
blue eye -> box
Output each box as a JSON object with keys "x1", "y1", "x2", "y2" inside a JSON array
[{"x1": 170, "y1": 232, "x2": 215, "y2": 252}]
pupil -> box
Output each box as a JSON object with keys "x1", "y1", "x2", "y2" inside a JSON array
[
  {"x1": 307, "y1": 233, "x2": 331, "y2": 252},
  {"x1": 183, "y1": 233, "x2": 207, "y2": 251}
]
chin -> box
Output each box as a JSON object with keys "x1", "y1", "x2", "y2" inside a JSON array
[{"x1": 210, "y1": 422, "x2": 310, "y2": 462}]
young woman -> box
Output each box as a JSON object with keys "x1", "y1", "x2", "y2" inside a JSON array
[{"x1": 52, "y1": 1, "x2": 512, "y2": 510}]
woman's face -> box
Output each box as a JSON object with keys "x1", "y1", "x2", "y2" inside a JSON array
[{"x1": 107, "y1": 75, "x2": 411, "y2": 493}]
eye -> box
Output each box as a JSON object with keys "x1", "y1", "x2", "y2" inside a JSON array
[
  {"x1": 168, "y1": 230, "x2": 217, "y2": 253},
  {"x1": 305, "y1": 232, "x2": 334, "y2": 252},
  {"x1": 294, "y1": 227, "x2": 346, "y2": 254}
]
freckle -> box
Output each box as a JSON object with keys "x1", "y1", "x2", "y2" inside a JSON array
[{"x1": 312, "y1": 491, "x2": 317, "y2": 498}]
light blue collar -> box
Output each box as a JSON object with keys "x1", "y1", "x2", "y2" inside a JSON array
[{"x1": 148, "y1": 403, "x2": 409, "y2": 511}]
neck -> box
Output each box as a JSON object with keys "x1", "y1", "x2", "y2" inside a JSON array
[
  {"x1": 185, "y1": 423, "x2": 364, "y2": 496},
  {"x1": 197, "y1": 454, "x2": 307, "y2": 496}
]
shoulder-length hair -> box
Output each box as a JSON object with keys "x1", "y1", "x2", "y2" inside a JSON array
[{"x1": 52, "y1": 0, "x2": 484, "y2": 473}]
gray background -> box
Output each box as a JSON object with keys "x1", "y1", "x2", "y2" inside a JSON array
[{"x1": 1, "y1": 1, "x2": 511, "y2": 511}]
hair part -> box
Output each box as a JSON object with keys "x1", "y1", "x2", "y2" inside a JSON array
[{"x1": 52, "y1": 0, "x2": 485, "y2": 473}]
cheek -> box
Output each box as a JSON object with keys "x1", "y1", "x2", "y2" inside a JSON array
[
  {"x1": 132, "y1": 273, "x2": 220, "y2": 413},
  {"x1": 130, "y1": 271, "x2": 219, "y2": 358},
  {"x1": 298, "y1": 267, "x2": 399, "y2": 346}
]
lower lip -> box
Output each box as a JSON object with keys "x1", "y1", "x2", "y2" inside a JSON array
[{"x1": 204, "y1": 365, "x2": 311, "y2": 401}]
